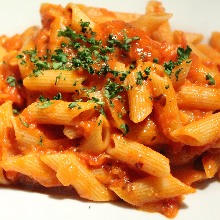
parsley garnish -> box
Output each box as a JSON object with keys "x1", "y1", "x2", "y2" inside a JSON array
[
  {"x1": 163, "y1": 60, "x2": 176, "y2": 76},
  {"x1": 55, "y1": 72, "x2": 62, "y2": 85},
  {"x1": 19, "y1": 117, "x2": 29, "y2": 128},
  {"x1": 21, "y1": 21, "x2": 141, "y2": 83},
  {"x1": 39, "y1": 136, "x2": 43, "y2": 146},
  {"x1": 53, "y1": 93, "x2": 62, "y2": 100},
  {"x1": 163, "y1": 45, "x2": 192, "y2": 77},
  {"x1": 136, "y1": 67, "x2": 150, "y2": 85},
  {"x1": 98, "y1": 107, "x2": 106, "y2": 116},
  {"x1": 89, "y1": 97, "x2": 105, "y2": 106},
  {"x1": 104, "y1": 79, "x2": 124, "y2": 99},
  {"x1": 36, "y1": 95, "x2": 53, "y2": 109},
  {"x1": 109, "y1": 100, "x2": 115, "y2": 108},
  {"x1": 79, "y1": 20, "x2": 92, "y2": 33},
  {"x1": 107, "y1": 31, "x2": 140, "y2": 52},
  {"x1": 13, "y1": 109, "x2": 20, "y2": 115},
  {"x1": 118, "y1": 112, "x2": 122, "y2": 118},
  {"x1": 136, "y1": 71, "x2": 144, "y2": 85},
  {"x1": 129, "y1": 63, "x2": 136, "y2": 70},
  {"x1": 177, "y1": 45, "x2": 192, "y2": 63},
  {"x1": 175, "y1": 68, "x2": 183, "y2": 81},
  {"x1": 206, "y1": 73, "x2": 215, "y2": 85},
  {"x1": 68, "y1": 102, "x2": 82, "y2": 109},
  {"x1": 153, "y1": 58, "x2": 159, "y2": 64},
  {"x1": 6, "y1": 76, "x2": 16, "y2": 87},
  {"x1": 120, "y1": 123, "x2": 129, "y2": 135}
]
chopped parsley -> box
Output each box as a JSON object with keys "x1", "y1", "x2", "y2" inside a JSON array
[
  {"x1": 136, "y1": 67, "x2": 150, "y2": 85},
  {"x1": 55, "y1": 72, "x2": 62, "y2": 85},
  {"x1": 53, "y1": 93, "x2": 62, "y2": 100},
  {"x1": 153, "y1": 58, "x2": 159, "y2": 64},
  {"x1": 107, "y1": 31, "x2": 140, "y2": 52},
  {"x1": 73, "y1": 80, "x2": 78, "y2": 86},
  {"x1": 89, "y1": 97, "x2": 105, "y2": 106},
  {"x1": 129, "y1": 63, "x2": 136, "y2": 70},
  {"x1": 163, "y1": 45, "x2": 192, "y2": 78},
  {"x1": 206, "y1": 73, "x2": 215, "y2": 85},
  {"x1": 19, "y1": 20, "x2": 140, "y2": 85},
  {"x1": 177, "y1": 45, "x2": 192, "y2": 63},
  {"x1": 13, "y1": 109, "x2": 20, "y2": 115},
  {"x1": 6, "y1": 76, "x2": 16, "y2": 87},
  {"x1": 118, "y1": 112, "x2": 123, "y2": 118},
  {"x1": 120, "y1": 123, "x2": 129, "y2": 135},
  {"x1": 175, "y1": 68, "x2": 183, "y2": 81},
  {"x1": 109, "y1": 99, "x2": 115, "y2": 108},
  {"x1": 163, "y1": 60, "x2": 176, "y2": 76},
  {"x1": 79, "y1": 20, "x2": 92, "y2": 33},
  {"x1": 136, "y1": 71, "x2": 144, "y2": 85},
  {"x1": 19, "y1": 117, "x2": 29, "y2": 128},
  {"x1": 165, "y1": 84, "x2": 170, "y2": 89},
  {"x1": 104, "y1": 79, "x2": 124, "y2": 99},
  {"x1": 16, "y1": 54, "x2": 24, "y2": 59},
  {"x1": 39, "y1": 136, "x2": 43, "y2": 146},
  {"x1": 36, "y1": 95, "x2": 53, "y2": 109},
  {"x1": 68, "y1": 102, "x2": 82, "y2": 109}
]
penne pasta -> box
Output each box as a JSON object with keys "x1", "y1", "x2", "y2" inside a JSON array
[
  {"x1": 202, "y1": 152, "x2": 220, "y2": 178},
  {"x1": 107, "y1": 134, "x2": 170, "y2": 178},
  {"x1": 125, "y1": 65, "x2": 153, "y2": 123},
  {"x1": 0, "y1": 1, "x2": 220, "y2": 218},
  {"x1": 41, "y1": 153, "x2": 116, "y2": 201},
  {"x1": 23, "y1": 70, "x2": 86, "y2": 92},
  {"x1": 177, "y1": 85, "x2": 220, "y2": 111},
  {"x1": 150, "y1": 72, "x2": 181, "y2": 140},
  {"x1": 79, "y1": 114, "x2": 110, "y2": 154},
  {"x1": 21, "y1": 100, "x2": 97, "y2": 125},
  {"x1": 109, "y1": 175, "x2": 195, "y2": 206},
  {"x1": 172, "y1": 112, "x2": 220, "y2": 146},
  {"x1": 1, "y1": 154, "x2": 60, "y2": 187}
]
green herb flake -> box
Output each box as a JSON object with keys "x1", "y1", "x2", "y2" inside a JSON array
[
  {"x1": 55, "y1": 73, "x2": 62, "y2": 85},
  {"x1": 13, "y1": 109, "x2": 20, "y2": 115},
  {"x1": 104, "y1": 79, "x2": 124, "y2": 99},
  {"x1": 177, "y1": 45, "x2": 192, "y2": 63},
  {"x1": 36, "y1": 95, "x2": 53, "y2": 109},
  {"x1": 109, "y1": 100, "x2": 115, "y2": 108},
  {"x1": 16, "y1": 54, "x2": 24, "y2": 59},
  {"x1": 153, "y1": 58, "x2": 159, "y2": 64},
  {"x1": 98, "y1": 107, "x2": 106, "y2": 116},
  {"x1": 88, "y1": 97, "x2": 105, "y2": 106},
  {"x1": 129, "y1": 63, "x2": 136, "y2": 70},
  {"x1": 206, "y1": 73, "x2": 215, "y2": 85},
  {"x1": 53, "y1": 93, "x2": 62, "y2": 100},
  {"x1": 107, "y1": 31, "x2": 140, "y2": 52},
  {"x1": 175, "y1": 68, "x2": 183, "y2": 81},
  {"x1": 120, "y1": 123, "x2": 129, "y2": 135},
  {"x1": 79, "y1": 20, "x2": 91, "y2": 33},
  {"x1": 165, "y1": 85, "x2": 170, "y2": 89},
  {"x1": 163, "y1": 45, "x2": 192, "y2": 77},
  {"x1": 73, "y1": 80, "x2": 78, "y2": 86},
  {"x1": 118, "y1": 112, "x2": 122, "y2": 118},
  {"x1": 39, "y1": 136, "x2": 43, "y2": 146},
  {"x1": 68, "y1": 102, "x2": 82, "y2": 109},
  {"x1": 6, "y1": 76, "x2": 16, "y2": 87},
  {"x1": 19, "y1": 117, "x2": 29, "y2": 128},
  {"x1": 163, "y1": 60, "x2": 176, "y2": 76}
]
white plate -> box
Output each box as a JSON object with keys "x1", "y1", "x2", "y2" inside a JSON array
[{"x1": 0, "y1": 1, "x2": 219, "y2": 219}]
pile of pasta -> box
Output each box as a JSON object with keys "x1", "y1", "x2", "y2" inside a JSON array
[{"x1": 0, "y1": 1, "x2": 220, "y2": 218}]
